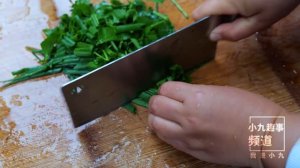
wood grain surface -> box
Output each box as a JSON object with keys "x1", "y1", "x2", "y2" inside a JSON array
[{"x1": 0, "y1": 0, "x2": 300, "y2": 167}]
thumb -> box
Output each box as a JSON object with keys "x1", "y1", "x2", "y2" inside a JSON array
[{"x1": 209, "y1": 16, "x2": 261, "y2": 41}]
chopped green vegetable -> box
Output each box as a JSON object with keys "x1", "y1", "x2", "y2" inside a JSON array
[
  {"x1": 171, "y1": 0, "x2": 189, "y2": 19},
  {"x1": 4, "y1": 0, "x2": 174, "y2": 86},
  {"x1": 151, "y1": 0, "x2": 188, "y2": 18},
  {"x1": 123, "y1": 103, "x2": 137, "y2": 114},
  {"x1": 151, "y1": 0, "x2": 165, "y2": 11},
  {"x1": 4, "y1": 0, "x2": 193, "y2": 114}
]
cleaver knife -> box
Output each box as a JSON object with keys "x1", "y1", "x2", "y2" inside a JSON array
[{"x1": 62, "y1": 16, "x2": 217, "y2": 127}]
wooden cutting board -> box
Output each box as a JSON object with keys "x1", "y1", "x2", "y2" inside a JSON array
[{"x1": 1, "y1": 0, "x2": 300, "y2": 167}]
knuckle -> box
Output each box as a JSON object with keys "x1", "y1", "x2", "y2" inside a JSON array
[
  {"x1": 173, "y1": 137, "x2": 195, "y2": 151},
  {"x1": 149, "y1": 96, "x2": 161, "y2": 114},
  {"x1": 228, "y1": 34, "x2": 242, "y2": 41},
  {"x1": 188, "y1": 90, "x2": 205, "y2": 103},
  {"x1": 192, "y1": 11, "x2": 199, "y2": 20},
  {"x1": 182, "y1": 92, "x2": 207, "y2": 127},
  {"x1": 220, "y1": 30, "x2": 241, "y2": 41},
  {"x1": 194, "y1": 91, "x2": 205, "y2": 100},
  {"x1": 173, "y1": 140, "x2": 187, "y2": 151},
  {"x1": 185, "y1": 138, "x2": 205, "y2": 151},
  {"x1": 159, "y1": 81, "x2": 174, "y2": 94},
  {"x1": 183, "y1": 140, "x2": 195, "y2": 150},
  {"x1": 185, "y1": 116, "x2": 199, "y2": 127},
  {"x1": 226, "y1": 29, "x2": 252, "y2": 41}
]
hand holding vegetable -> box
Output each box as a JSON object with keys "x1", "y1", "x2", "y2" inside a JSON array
[
  {"x1": 193, "y1": 0, "x2": 300, "y2": 41},
  {"x1": 148, "y1": 81, "x2": 300, "y2": 167}
]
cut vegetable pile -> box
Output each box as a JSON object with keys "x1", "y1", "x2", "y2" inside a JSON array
[{"x1": 3, "y1": 0, "x2": 191, "y2": 113}]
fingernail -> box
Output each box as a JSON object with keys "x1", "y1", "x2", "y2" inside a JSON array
[{"x1": 210, "y1": 32, "x2": 221, "y2": 41}]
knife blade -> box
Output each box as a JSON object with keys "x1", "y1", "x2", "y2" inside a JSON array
[{"x1": 62, "y1": 16, "x2": 216, "y2": 127}]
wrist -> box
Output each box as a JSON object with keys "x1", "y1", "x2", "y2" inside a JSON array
[
  {"x1": 261, "y1": 111, "x2": 300, "y2": 168},
  {"x1": 247, "y1": 102, "x2": 286, "y2": 168}
]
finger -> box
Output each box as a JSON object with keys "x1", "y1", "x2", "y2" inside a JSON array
[
  {"x1": 209, "y1": 16, "x2": 262, "y2": 41},
  {"x1": 158, "y1": 81, "x2": 199, "y2": 102},
  {"x1": 192, "y1": 0, "x2": 239, "y2": 20},
  {"x1": 155, "y1": 129, "x2": 206, "y2": 153},
  {"x1": 148, "y1": 114, "x2": 183, "y2": 139},
  {"x1": 149, "y1": 95, "x2": 184, "y2": 123},
  {"x1": 156, "y1": 133, "x2": 188, "y2": 152}
]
